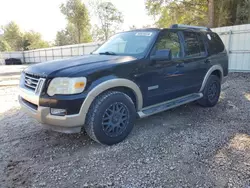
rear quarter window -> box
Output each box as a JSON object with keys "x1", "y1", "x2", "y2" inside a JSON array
[
  {"x1": 183, "y1": 32, "x2": 206, "y2": 58},
  {"x1": 206, "y1": 33, "x2": 225, "y2": 54}
]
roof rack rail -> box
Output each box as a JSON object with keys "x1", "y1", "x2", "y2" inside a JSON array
[{"x1": 170, "y1": 24, "x2": 212, "y2": 32}]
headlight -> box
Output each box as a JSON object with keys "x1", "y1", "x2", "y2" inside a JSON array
[{"x1": 47, "y1": 77, "x2": 87, "y2": 96}]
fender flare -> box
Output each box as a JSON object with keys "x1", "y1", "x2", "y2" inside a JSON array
[
  {"x1": 79, "y1": 78, "x2": 143, "y2": 125},
  {"x1": 199, "y1": 65, "x2": 224, "y2": 92}
]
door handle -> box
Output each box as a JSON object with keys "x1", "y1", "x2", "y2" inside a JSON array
[
  {"x1": 176, "y1": 63, "x2": 185, "y2": 68},
  {"x1": 205, "y1": 59, "x2": 211, "y2": 64}
]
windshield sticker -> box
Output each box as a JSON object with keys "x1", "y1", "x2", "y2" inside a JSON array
[{"x1": 135, "y1": 32, "x2": 153, "y2": 36}]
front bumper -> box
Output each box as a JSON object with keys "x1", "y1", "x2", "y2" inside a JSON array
[{"x1": 19, "y1": 88, "x2": 84, "y2": 133}]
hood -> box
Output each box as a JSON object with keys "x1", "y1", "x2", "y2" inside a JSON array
[{"x1": 24, "y1": 55, "x2": 136, "y2": 77}]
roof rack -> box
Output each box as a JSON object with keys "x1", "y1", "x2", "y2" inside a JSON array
[{"x1": 170, "y1": 24, "x2": 212, "y2": 32}]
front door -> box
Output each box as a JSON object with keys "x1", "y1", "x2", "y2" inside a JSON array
[{"x1": 137, "y1": 31, "x2": 186, "y2": 107}]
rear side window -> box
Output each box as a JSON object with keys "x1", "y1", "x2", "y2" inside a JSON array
[
  {"x1": 206, "y1": 33, "x2": 225, "y2": 54},
  {"x1": 183, "y1": 32, "x2": 205, "y2": 57}
]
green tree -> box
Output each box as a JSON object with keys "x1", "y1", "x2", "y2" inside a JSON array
[
  {"x1": 215, "y1": 0, "x2": 250, "y2": 27},
  {"x1": 2, "y1": 21, "x2": 23, "y2": 51},
  {"x1": 91, "y1": 24, "x2": 106, "y2": 42},
  {"x1": 94, "y1": 2, "x2": 124, "y2": 41},
  {"x1": 23, "y1": 31, "x2": 50, "y2": 50},
  {"x1": 55, "y1": 24, "x2": 78, "y2": 46},
  {"x1": 0, "y1": 39, "x2": 11, "y2": 51},
  {"x1": 1, "y1": 21, "x2": 50, "y2": 51},
  {"x1": 145, "y1": 0, "x2": 250, "y2": 28},
  {"x1": 55, "y1": 30, "x2": 70, "y2": 46},
  {"x1": 60, "y1": 0, "x2": 92, "y2": 43},
  {"x1": 146, "y1": 0, "x2": 208, "y2": 28}
]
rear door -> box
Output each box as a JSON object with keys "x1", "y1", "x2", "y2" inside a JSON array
[{"x1": 179, "y1": 31, "x2": 209, "y2": 93}]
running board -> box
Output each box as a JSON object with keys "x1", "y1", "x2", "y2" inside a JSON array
[{"x1": 138, "y1": 93, "x2": 203, "y2": 118}]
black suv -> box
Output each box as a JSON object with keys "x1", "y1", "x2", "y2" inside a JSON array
[{"x1": 19, "y1": 24, "x2": 228, "y2": 145}]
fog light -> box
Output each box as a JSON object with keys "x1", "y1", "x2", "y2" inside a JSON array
[{"x1": 50, "y1": 108, "x2": 66, "y2": 116}]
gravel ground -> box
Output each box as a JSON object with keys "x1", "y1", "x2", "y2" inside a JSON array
[{"x1": 0, "y1": 73, "x2": 250, "y2": 188}]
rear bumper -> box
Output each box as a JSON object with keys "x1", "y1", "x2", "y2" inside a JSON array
[{"x1": 18, "y1": 93, "x2": 83, "y2": 133}]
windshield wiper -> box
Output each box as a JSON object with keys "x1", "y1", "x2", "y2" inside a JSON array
[{"x1": 99, "y1": 51, "x2": 117, "y2": 55}]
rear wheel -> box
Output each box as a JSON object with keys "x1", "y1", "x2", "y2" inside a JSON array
[
  {"x1": 197, "y1": 75, "x2": 221, "y2": 107},
  {"x1": 85, "y1": 91, "x2": 136, "y2": 145}
]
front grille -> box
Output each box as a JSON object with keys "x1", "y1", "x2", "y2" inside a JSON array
[
  {"x1": 24, "y1": 73, "x2": 40, "y2": 91},
  {"x1": 24, "y1": 73, "x2": 46, "y2": 95}
]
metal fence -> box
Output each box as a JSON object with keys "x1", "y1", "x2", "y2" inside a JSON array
[
  {"x1": 1, "y1": 24, "x2": 250, "y2": 72},
  {"x1": 23, "y1": 42, "x2": 102, "y2": 63},
  {"x1": 0, "y1": 51, "x2": 24, "y2": 64},
  {"x1": 0, "y1": 52, "x2": 4, "y2": 65},
  {"x1": 0, "y1": 42, "x2": 102, "y2": 65},
  {"x1": 212, "y1": 24, "x2": 250, "y2": 72}
]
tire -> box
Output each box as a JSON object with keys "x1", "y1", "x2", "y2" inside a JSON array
[
  {"x1": 85, "y1": 91, "x2": 136, "y2": 145},
  {"x1": 197, "y1": 75, "x2": 221, "y2": 107}
]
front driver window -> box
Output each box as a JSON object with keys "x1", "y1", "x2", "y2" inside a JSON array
[{"x1": 153, "y1": 32, "x2": 181, "y2": 59}]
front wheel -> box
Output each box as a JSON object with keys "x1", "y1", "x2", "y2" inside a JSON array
[
  {"x1": 85, "y1": 91, "x2": 136, "y2": 145},
  {"x1": 197, "y1": 75, "x2": 221, "y2": 107}
]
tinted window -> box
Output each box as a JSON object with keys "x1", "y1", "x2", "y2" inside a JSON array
[
  {"x1": 183, "y1": 32, "x2": 202, "y2": 57},
  {"x1": 153, "y1": 32, "x2": 181, "y2": 59},
  {"x1": 198, "y1": 34, "x2": 206, "y2": 56},
  {"x1": 207, "y1": 33, "x2": 225, "y2": 54}
]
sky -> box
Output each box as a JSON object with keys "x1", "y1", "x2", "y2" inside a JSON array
[{"x1": 0, "y1": 0, "x2": 154, "y2": 42}]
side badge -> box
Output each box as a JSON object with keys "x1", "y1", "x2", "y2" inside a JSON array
[{"x1": 148, "y1": 85, "x2": 159, "y2": 90}]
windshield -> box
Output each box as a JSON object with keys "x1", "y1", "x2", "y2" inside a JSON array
[{"x1": 93, "y1": 31, "x2": 157, "y2": 56}]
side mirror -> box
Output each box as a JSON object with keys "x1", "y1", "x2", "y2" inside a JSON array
[{"x1": 150, "y1": 49, "x2": 172, "y2": 61}]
